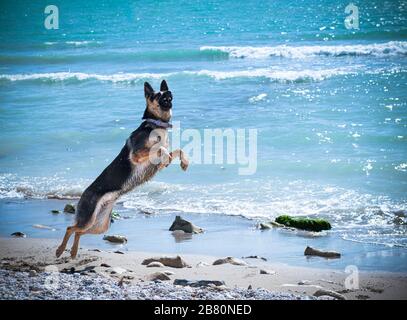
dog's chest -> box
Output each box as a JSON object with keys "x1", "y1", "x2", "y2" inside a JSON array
[
  {"x1": 121, "y1": 162, "x2": 159, "y2": 195},
  {"x1": 121, "y1": 128, "x2": 168, "y2": 194}
]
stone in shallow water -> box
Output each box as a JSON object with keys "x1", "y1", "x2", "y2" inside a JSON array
[
  {"x1": 169, "y1": 215, "x2": 204, "y2": 234},
  {"x1": 393, "y1": 216, "x2": 406, "y2": 225},
  {"x1": 304, "y1": 246, "x2": 341, "y2": 259},
  {"x1": 275, "y1": 215, "x2": 331, "y2": 232},
  {"x1": 63, "y1": 204, "x2": 76, "y2": 214},
  {"x1": 32, "y1": 224, "x2": 55, "y2": 231},
  {"x1": 103, "y1": 235, "x2": 127, "y2": 244},
  {"x1": 11, "y1": 232, "x2": 26, "y2": 238},
  {"x1": 259, "y1": 221, "x2": 284, "y2": 230},
  {"x1": 393, "y1": 210, "x2": 406, "y2": 218}
]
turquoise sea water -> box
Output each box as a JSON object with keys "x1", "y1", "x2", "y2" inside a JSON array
[{"x1": 0, "y1": 1, "x2": 406, "y2": 251}]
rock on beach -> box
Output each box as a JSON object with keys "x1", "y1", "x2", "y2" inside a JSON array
[{"x1": 142, "y1": 256, "x2": 190, "y2": 268}]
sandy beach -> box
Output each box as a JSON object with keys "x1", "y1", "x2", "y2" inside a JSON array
[{"x1": 1, "y1": 237, "x2": 406, "y2": 300}]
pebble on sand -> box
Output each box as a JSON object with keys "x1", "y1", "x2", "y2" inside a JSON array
[
  {"x1": 242, "y1": 255, "x2": 267, "y2": 261},
  {"x1": 147, "y1": 262, "x2": 165, "y2": 268},
  {"x1": 109, "y1": 267, "x2": 127, "y2": 275},
  {"x1": 142, "y1": 256, "x2": 191, "y2": 269},
  {"x1": 212, "y1": 257, "x2": 247, "y2": 266},
  {"x1": 260, "y1": 269, "x2": 276, "y2": 275},
  {"x1": 100, "y1": 263, "x2": 111, "y2": 268},
  {"x1": 174, "y1": 279, "x2": 226, "y2": 288},
  {"x1": 163, "y1": 270, "x2": 175, "y2": 276},
  {"x1": 314, "y1": 289, "x2": 346, "y2": 300},
  {"x1": 147, "y1": 272, "x2": 171, "y2": 281},
  {"x1": 196, "y1": 262, "x2": 210, "y2": 268}
]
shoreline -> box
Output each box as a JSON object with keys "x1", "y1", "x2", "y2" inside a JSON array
[
  {"x1": 1, "y1": 238, "x2": 407, "y2": 300},
  {"x1": 1, "y1": 198, "x2": 407, "y2": 273}
]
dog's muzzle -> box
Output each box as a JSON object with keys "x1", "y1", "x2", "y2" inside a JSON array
[{"x1": 159, "y1": 92, "x2": 172, "y2": 110}]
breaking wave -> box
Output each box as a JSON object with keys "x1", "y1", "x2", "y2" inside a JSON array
[
  {"x1": 0, "y1": 67, "x2": 357, "y2": 84},
  {"x1": 200, "y1": 41, "x2": 407, "y2": 59}
]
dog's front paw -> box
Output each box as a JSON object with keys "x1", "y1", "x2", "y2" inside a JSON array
[
  {"x1": 180, "y1": 158, "x2": 189, "y2": 171},
  {"x1": 158, "y1": 147, "x2": 172, "y2": 168}
]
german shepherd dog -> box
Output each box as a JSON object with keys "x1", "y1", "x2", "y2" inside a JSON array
[{"x1": 56, "y1": 80, "x2": 188, "y2": 259}]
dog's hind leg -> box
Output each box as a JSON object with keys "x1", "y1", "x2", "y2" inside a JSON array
[
  {"x1": 70, "y1": 231, "x2": 85, "y2": 259},
  {"x1": 56, "y1": 225, "x2": 80, "y2": 258},
  {"x1": 85, "y1": 203, "x2": 114, "y2": 235},
  {"x1": 69, "y1": 200, "x2": 115, "y2": 259}
]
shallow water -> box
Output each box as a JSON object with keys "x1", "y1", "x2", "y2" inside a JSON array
[
  {"x1": 1, "y1": 199, "x2": 407, "y2": 272},
  {"x1": 0, "y1": 1, "x2": 406, "y2": 254}
]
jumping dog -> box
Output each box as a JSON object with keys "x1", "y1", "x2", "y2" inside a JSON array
[{"x1": 56, "y1": 80, "x2": 188, "y2": 259}]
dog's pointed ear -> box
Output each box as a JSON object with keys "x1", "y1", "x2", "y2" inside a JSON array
[
  {"x1": 160, "y1": 79, "x2": 168, "y2": 92},
  {"x1": 144, "y1": 82, "x2": 154, "y2": 98}
]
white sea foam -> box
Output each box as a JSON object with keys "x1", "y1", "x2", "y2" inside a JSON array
[
  {"x1": 0, "y1": 72, "x2": 170, "y2": 83},
  {"x1": 0, "y1": 67, "x2": 355, "y2": 84},
  {"x1": 200, "y1": 41, "x2": 407, "y2": 59},
  {"x1": 189, "y1": 68, "x2": 354, "y2": 81},
  {"x1": 44, "y1": 40, "x2": 102, "y2": 46},
  {"x1": 395, "y1": 163, "x2": 407, "y2": 172},
  {"x1": 65, "y1": 41, "x2": 102, "y2": 46},
  {"x1": 249, "y1": 93, "x2": 268, "y2": 103}
]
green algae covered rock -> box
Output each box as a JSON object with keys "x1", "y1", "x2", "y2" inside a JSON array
[{"x1": 275, "y1": 215, "x2": 331, "y2": 232}]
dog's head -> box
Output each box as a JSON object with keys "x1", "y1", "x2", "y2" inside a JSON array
[{"x1": 142, "y1": 80, "x2": 172, "y2": 122}]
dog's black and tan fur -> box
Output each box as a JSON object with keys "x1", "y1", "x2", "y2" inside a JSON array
[{"x1": 56, "y1": 80, "x2": 188, "y2": 259}]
